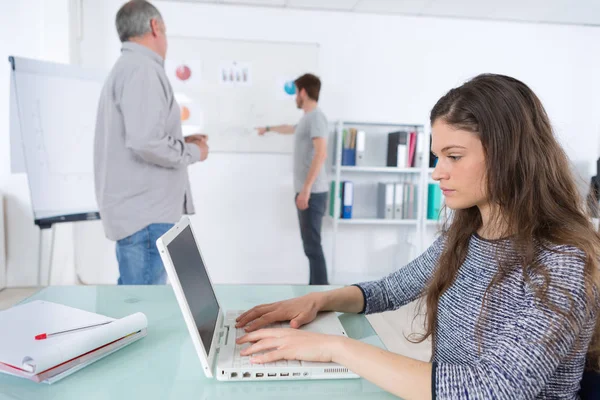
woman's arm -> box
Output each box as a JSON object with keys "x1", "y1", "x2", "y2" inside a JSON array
[
  {"x1": 239, "y1": 329, "x2": 433, "y2": 400},
  {"x1": 334, "y1": 337, "x2": 433, "y2": 400},
  {"x1": 317, "y1": 286, "x2": 365, "y2": 313},
  {"x1": 357, "y1": 234, "x2": 445, "y2": 314},
  {"x1": 236, "y1": 235, "x2": 446, "y2": 331},
  {"x1": 236, "y1": 286, "x2": 364, "y2": 331}
]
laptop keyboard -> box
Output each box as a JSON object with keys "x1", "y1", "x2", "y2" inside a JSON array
[{"x1": 226, "y1": 311, "x2": 301, "y2": 369}]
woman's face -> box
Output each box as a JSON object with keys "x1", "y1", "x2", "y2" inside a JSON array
[{"x1": 431, "y1": 120, "x2": 488, "y2": 211}]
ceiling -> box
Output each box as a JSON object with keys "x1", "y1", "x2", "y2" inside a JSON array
[{"x1": 168, "y1": 0, "x2": 600, "y2": 27}]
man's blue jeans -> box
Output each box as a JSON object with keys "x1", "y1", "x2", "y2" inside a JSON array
[{"x1": 115, "y1": 223, "x2": 174, "y2": 285}]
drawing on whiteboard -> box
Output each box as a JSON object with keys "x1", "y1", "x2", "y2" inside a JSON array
[
  {"x1": 180, "y1": 102, "x2": 204, "y2": 128},
  {"x1": 276, "y1": 76, "x2": 300, "y2": 100},
  {"x1": 164, "y1": 60, "x2": 202, "y2": 86},
  {"x1": 284, "y1": 80, "x2": 296, "y2": 95},
  {"x1": 180, "y1": 105, "x2": 190, "y2": 121},
  {"x1": 219, "y1": 61, "x2": 251, "y2": 86},
  {"x1": 175, "y1": 64, "x2": 191, "y2": 81}
]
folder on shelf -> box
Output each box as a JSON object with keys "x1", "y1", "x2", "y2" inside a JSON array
[
  {"x1": 0, "y1": 300, "x2": 147, "y2": 384},
  {"x1": 387, "y1": 131, "x2": 409, "y2": 167},
  {"x1": 341, "y1": 128, "x2": 357, "y2": 166},
  {"x1": 402, "y1": 183, "x2": 410, "y2": 219},
  {"x1": 393, "y1": 183, "x2": 404, "y2": 219},
  {"x1": 349, "y1": 128, "x2": 357, "y2": 149},
  {"x1": 378, "y1": 182, "x2": 394, "y2": 219},
  {"x1": 355, "y1": 130, "x2": 366, "y2": 166},
  {"x1": 402, "y1": 183, "x2": 414, "y2": 219},
  {"x1": 411, "y1": 184, "x2": 418, "y2": 219},
  {"x1": 415, "y1": 130, "x2": 425, "y2": 168},
  {"x1": 341, "y1": 181, "x2": 353, "y2": 219},
  {"x1": 342, "y1": 149, "x2": 356, "y2": 166},
  {"x1": 408, "y1": 132, "x2": 417, "y2": 167},
  {"x1": 329, "y1": 181, "x2": 342, "y2": 218},
  {"x1": 428, "y1": 183, "x2": 443, "y2": 220}
]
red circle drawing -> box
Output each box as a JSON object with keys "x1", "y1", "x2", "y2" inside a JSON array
[{"x1": 176, "y1": 65, "x2": 191, "y2": 81}]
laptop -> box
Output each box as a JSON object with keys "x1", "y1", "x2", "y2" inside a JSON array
[{"x1": 156, "y1": 216, "x2": 359, "y2": 381}]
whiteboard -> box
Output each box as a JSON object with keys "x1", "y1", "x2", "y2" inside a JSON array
[
  {"x1": 165, "y1": 37, "x2": 320, "y2": 153},
  {"x1": 10, "y1": 56, "x2": 104, "y2": 224}
]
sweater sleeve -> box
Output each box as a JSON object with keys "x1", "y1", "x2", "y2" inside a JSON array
[
  {"x1": 354, "y1": 235, "x2": 445, "y2": 314},
  {"x1": 434, "y1": 249, "x2": 596, "y2": 399}
]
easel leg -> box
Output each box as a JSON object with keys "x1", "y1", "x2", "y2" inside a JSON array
[
  {"x1": 37, "y1": 228, "x2": 42, "y2": 287},
  {"x1": 37, "y1": 225, "x2": 56, "y2": 287},
  {"x1": 47, "y1": 225, "x2": 55, "y2": 286}
]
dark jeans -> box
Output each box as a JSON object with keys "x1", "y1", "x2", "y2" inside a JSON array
[{"x1": 296, "y1": 192, "x2": 328, "y2": 285}]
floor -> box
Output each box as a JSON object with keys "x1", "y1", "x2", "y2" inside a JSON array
[
  {"x1": 0, "y1": 287, "x2": 39, "y2": 310},
  {"x1": 0, "y1": 287, "x2": 432, "y2": 362}
]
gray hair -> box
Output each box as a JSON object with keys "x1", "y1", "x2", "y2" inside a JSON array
[{"x1": 115, "y1": 0, "x2": 163, "y2": 43}]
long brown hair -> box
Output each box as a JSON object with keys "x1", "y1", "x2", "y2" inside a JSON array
[{"x1": 417, "y1": 74, "x2": 600, "y2": 369}]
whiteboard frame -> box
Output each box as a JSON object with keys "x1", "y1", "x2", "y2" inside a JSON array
[{"x1": 9, "y1": 55, "x2": 102, "y2": 228}]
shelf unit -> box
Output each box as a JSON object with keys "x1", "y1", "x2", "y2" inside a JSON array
[
  {"x1": 337, "y1": 219, "x2": 419, "y2": 226},
  {"x1": 337, "y1": 166, "x2": 422, "y2": 174},
  {"x1": 329, "y1": 120, "x2": 433, "y2": 278}
]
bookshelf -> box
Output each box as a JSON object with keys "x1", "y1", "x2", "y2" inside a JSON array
[
  {"x1": 337, "y1": 219, "x2": 419, "y2": 226},
  {"x1": 337, "y1": 166, "x2": 421, "y2": 174},
  {"x1": 328, "y1": 120, "x2": 436, "y2": 279}
]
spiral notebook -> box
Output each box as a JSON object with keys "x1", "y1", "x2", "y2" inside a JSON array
[{"x1": 0, "y1": 300, "x2": 147, "y2": 384}]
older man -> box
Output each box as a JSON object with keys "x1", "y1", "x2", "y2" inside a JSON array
[{"x1": 94, "y1": 0, "x2": 208, "y2": 285}]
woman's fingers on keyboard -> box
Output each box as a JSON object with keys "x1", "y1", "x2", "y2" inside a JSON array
[
  {"x1": 237, "y1": 328, "x2": 279, "y2": 344},
  {"x1": 236, "y1": 304, "x2": 273, "y2": 328},
  {"x1": 241, "y1": 338, "x2": 281, "y2": 356},
  {"x1": 235, "y1": 306, "x2": 263, "y2": 325},
  {"x1": 245, "y1": 311, "x2": 283, "y2": 332},
  {"x1": 236, "y1": 303, "x2": 272, "y2": 321}
]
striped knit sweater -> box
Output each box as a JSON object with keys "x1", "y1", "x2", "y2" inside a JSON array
[{"x1": 356, "y1": 234, "x2": 597, "y2": 399}]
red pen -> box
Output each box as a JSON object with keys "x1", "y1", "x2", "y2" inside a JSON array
[{"x1": 34, "y1": 321, "x2": 112, "y2": 340}]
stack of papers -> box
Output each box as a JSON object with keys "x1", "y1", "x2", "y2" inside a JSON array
[{"x1": 0, "y1": 300, "x2": 147, "y2": 384}]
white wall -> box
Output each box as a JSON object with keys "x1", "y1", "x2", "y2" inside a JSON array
[
  {"x1": 5, "y1": 0, "x2": 600, "y2": 286},
  {"x1": 0, "y1": 0, "x2": 75, "y2": 287}
]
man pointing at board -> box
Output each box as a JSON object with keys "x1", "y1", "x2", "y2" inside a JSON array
[
  {"x1": 94, "y1": 0, "x2": 208, "y2": 285},
  {"x1": 257, "y1": 74, "x2": 330, "y2": 285}
]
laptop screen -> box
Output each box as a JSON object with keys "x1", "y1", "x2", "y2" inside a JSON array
[{"x1": 166, "y1": 225, "x2": 220, "y2": 351}]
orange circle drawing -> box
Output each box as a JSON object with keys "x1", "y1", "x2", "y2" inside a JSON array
[{"x1": 180, "y1": 106, "x2": 190, "y2": 121}]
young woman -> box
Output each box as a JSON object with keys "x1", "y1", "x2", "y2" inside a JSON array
[{"x1": 235, "y1": 74, "x2": 600, "y2": 399}]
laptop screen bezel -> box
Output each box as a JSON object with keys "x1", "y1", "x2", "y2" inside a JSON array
[{"x1": 156, "y1": 216, "x2": 224, "y2": 378}]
